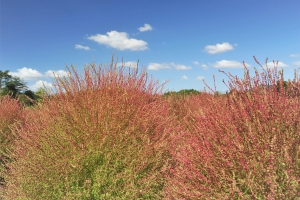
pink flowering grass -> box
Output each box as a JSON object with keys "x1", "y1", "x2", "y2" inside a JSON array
[
  {"x1": 0, "y1": 96, "x2": 22, "y2": 192},
  {"x1": 164, "y1": 58, "x2": 300, "y2": 199},
  {"x1": 4, "y1": 57, "x2": 174, "y2": 199},
  {"x1": 3, "y1": 55, "x2": 300, "y2": 199}
]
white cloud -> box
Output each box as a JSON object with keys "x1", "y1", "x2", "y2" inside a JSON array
[
  {"x1": 181, "y1": 75, "x2": 188, "y2": 80},
  {"x1": 170, "y1": 63, "x2": 192, "y2": 70},
  {"x1": 30, "y1": 80, "x2": 53, "y2": 91},
  {"x1": 293, "y1": 61, "x2": 300, "y2": 66},
  {"x1": 147, "y1": 62, "x2": 191, "y2": 70},
  {"x1": 264, "y1": 61, "x2": 288, "y2": 68},
  {"x1": 118, "y1": 61, "x2": 138, "y2": 68},
  {"x1": 75, "y1": 44, "x2": 90, "y2": 50},
  {"x1": 211, "y1": 60, "x2": 250, "y2": 68},
  {"x1": 45, "y1": 70, "x2": 69, "y2": 78},
  {"x1": 138, "y1": 24, "x2": 153, "y2": 32},
  {"x1": 9, "y1": 67, "x2": 44, "y2": 80},
  {"x1": 9, "y1": 67, "x2": 69, "y2": 90},
  {"x1": 148, "y1": 63, "x2": 171, "y2": 70},
  {"x1": 193, "y1": 61, "x2": 200, "y2": 65},
  {"x1": 290, "y1": 54, "x2": 300, "y2": 57},
  {"x1": 204, "y1": 42, "x2": 235, "y2": 54},
  {"x1": 193, "y1": 61, "x2": 208, "y2": 70},
  {"x1": 196, "y1": 76, "x2": 205, "y2": 81},
  {"x1": 88, "y1": 31, "x2": 148, "y2": 51},
  {"x1": 202, "y1": 64, "x2": 208, "y2": 70}
]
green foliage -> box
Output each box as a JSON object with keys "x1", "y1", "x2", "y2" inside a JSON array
[
  {"x1": 0, "y1": 72, "x2": 28, "y2": 98},
  {"x1": 177, "y1": 89, "x2": 200, "y2": 96},
  {"x1": 0, "y1": 70, "x2": 41, "y2": 107},
  {"x1": 164, "y1": 89, "x2": 200, "y2": 97},
  {"x1": 0, "y1": 71, "x2": 12, "y2": 93},
  {"x1": 35, "y1": 87, "x2": 48, "y2": 97}
]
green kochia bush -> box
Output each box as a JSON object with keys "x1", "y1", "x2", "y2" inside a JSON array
[{"x1": 4, "y1": 57, "x2": 173, "y2": 199}]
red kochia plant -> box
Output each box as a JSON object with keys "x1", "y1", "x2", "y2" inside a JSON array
[
  {"x1": 5, "y1": 56, "x2": 173, "y2": 199},
  {"x1": 0, "y1": 96, "x2": 22, "y2": 189},
  {"x1": 165, "y1": 57, "x2": 300, "y2": 199},
  {"x1": 0, "y1": 95, "x2": 22, "y2": 133}
]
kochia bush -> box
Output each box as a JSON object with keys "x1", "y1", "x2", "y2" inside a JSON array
[
  {"x1": 4, "y1": 57, "x2": 173, "y2": 199},
  {"x1": 3, "y1": 55, "x2": 300, "y2": 199},
  {"x1": 165, "y1": 58, "x2": 300, "y2": 199},
  {"x1": 0, "y1": 96, "x2": 22, "y2": 191}
]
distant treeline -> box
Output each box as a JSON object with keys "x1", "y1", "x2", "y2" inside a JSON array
[{"x1": 164, "y1": 89, "x2": 225, "y2": 97}]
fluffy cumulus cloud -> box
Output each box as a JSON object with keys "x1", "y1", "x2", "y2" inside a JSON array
[
  {"x1": 9, "y1": 68, "x2": 69, "y2": 81},
  {"x1": 30, "y1": 80, "x2": 53, "y2": 91},
  {"x1": 75, "y1": 44, "x2": 90, "y2": 50},
  {"x1": 293, "y1": 61, "x2": 300, "y2": 66},
  {"x1": 181, "y1": 75, "x2": 188, "y2": 80},
  {"x1": 202, "y1": 64, "x2": 208, "y2": 70},
  {"x1": 88, "y1": 31, "x2": 148, "y2": 51},
  {"x1": 45, "y1": 70, "x2": 69, "y2": 78},
  {"x1": 170, "y1": 63, "x2": 192, "y2": 70},
  {"x1": 264, "y1": 61, "x2": 288, "y2": 68},
  {"x1": 138, "y1": 24, "x2": 153, "y2": 32},
  {"x1": 193, "y1": 61, "x2": 200, "y2": 65},
  {"x1": 147, "y1": 62, "x2": 191, "y2": 70},
  {"x1": 211, "y1": 60, "x2": 249, "y2": 68},
  {"x1": 9, "y1": 67, "x2": 45, "y2": 80},
  {"x1": 117, "y1": 61, "x2": 138, "y2": 68},
  {"x1": 148, "y1": 63, "x2": 171, "y2": 70},
  {"x1": 196, "y1": 76, "x2": 205, "y2": 81},
  {"x1": 193, "y1": 61, "x2": 209, "y2": 70},
  {"x1": 204, "y1": 42, "x2": 235, "y2": 54},
  {"x1": 9, "y1": 68, "x2": 69, "y2": 91},
  {"x1": 290, "y1": 54, "x2": 300, "y2": 57}
]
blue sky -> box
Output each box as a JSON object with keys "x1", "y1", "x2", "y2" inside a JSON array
[{"x1": 1, "y1": 0, "x2": 300, "y2": 93}]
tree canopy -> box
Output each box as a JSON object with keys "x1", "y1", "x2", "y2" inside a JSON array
[
  {"x1": 0, "y1": 70, "x2": 37, "y2": 106},
  {"x1": 0, "y1": 70, "x2": 28, "y2": 97},
  {"x1": 164, "y1": 89, "x2": 200, "y2": 97}
]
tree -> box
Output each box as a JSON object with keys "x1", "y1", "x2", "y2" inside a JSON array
[
  {"x1": 18, "y1": 90, "x2": 37, "y2": 106},
  {"x1": 1, "y1": 77, "x2": 28, "y2": 97},
  {"x1": 164, "y1": 89, "x2": 200, "y2": 97},
  {"x1": 178, "y1": 89, "x2": 200, "y2": 96},
  {"x1": 0, "y1": 70, "x2": 12, "y2": 93},
  {"x1": 0, "y1": 70, "x2": 37, "y2": 106},
  {"x1": 0, "y1": 70, "x2": 28, "y2": 97},
  {"x1": 35, "y1": 87, "x2": 48, "y2": 97},
  {"x1": 33, "y1": 87, "x2": 50, "y2": 103}
]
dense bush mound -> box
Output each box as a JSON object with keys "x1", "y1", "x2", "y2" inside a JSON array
[
  {"x1": 164, "y1": 59, "x2": 300, "y2": 199},
  {"x1": 3, "y1": 58, "x2": 174, "y2": 199},
  {"x1": 1, "y1": 56, "x2": 299, "y2": 199},
  {"x1": 0, "y1": 96, "x2": 22, "y2": 191}
]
